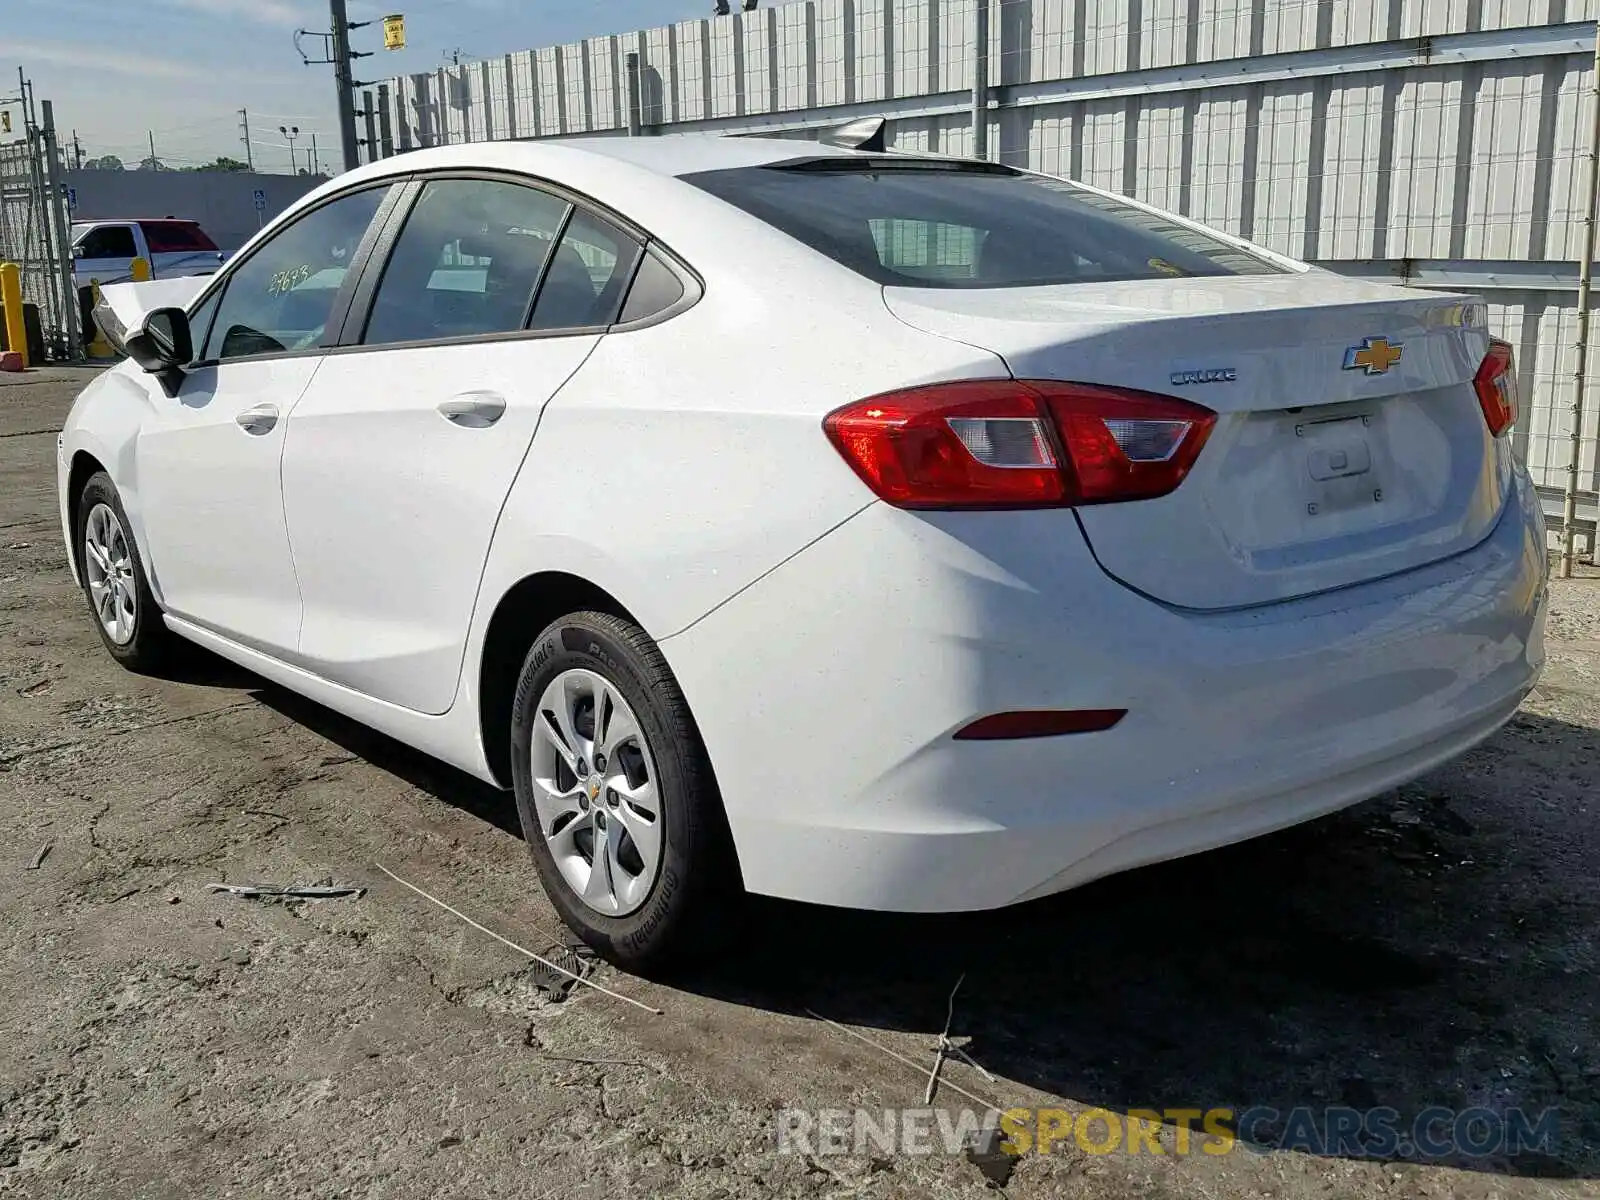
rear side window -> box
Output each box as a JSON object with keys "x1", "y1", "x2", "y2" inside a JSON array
[
  {"x1": 362, "y1": 177, "x2": 570, "y2": 346},
  {"x1": 684, "y1": 160, "x2": 1286, "y2": 287},
  {"x1": 529, "y1": 210, "x2": 642, "y2": 331},
  {"x1": 76, "y1": 225, "x2": 137, "y2": 259},
  {"x1": 141, "y1": 220, "x2": 220, "y2": 253},
  {"x1": 618, "y1": 250, "x2": 685, "y2": 324}
]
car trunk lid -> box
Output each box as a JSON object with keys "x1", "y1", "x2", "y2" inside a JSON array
[{"x1": 884, "y1": 273, "x2": 1511, "y2": 611}]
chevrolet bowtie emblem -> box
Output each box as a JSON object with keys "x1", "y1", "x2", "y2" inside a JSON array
[{"x1": 1343, "y1": 336, "x2": 1404, "y2": 375}]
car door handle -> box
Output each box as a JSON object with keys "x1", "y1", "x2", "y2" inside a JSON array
[
  {"x1": 437, "y1": 392, "x2": 506, "y2": 429},
  {"x1": 235, "y1": 403, "x2": 279, "y2": 435}
]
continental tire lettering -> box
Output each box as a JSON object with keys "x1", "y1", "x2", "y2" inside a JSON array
[
  {"x1": 622, "y1": 866, "x2": 679, "y2": 952},
  {"x1": 532, "y1": 638, "x2": 554, "y2": 673}
]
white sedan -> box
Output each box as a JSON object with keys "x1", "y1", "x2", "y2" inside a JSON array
[{"x1": 60, "y1": 126, "x2": 1547, "y2": 967}]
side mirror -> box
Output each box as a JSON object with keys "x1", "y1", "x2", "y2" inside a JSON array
[
  {"x1": 125, "y1": 306, "x2": 192, "y2": 374},
  {"x1": 72, "y1": 246, "x2": 84, "y2": 260}
]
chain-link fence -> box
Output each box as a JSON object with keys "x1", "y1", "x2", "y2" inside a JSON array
[
  {"x1": 0, "y1": 104, "x2": 80, "y2": 362},
  {"x1": 384, "y1": 0, "x2": 1600, "y2": 564}
]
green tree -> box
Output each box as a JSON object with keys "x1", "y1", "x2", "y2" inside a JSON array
[
  {"x1": 82, "y1": 154, "x2": 124, "y2": 171},
  {"x1": 192, "y1": 156, "x2": 250, "y2": 172}
]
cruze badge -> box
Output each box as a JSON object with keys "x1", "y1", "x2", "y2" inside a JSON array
[
  {"x1": 1170, "y1": 367, "x2": 1237, "y2": 386},
  {"x1": 1343, "y1": 336, "x2": 1404, "y2": 375}
]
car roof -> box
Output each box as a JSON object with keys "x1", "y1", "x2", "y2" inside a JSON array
[
  {"x1": 252, "y1": 133, "x2": 906, "y2": 298},
  {"x1": 347, "y1": 132, "x2": 864, "y2": 183},
  {"x1": 541, "y1": 133, "x2": 860, "y2": 176}
]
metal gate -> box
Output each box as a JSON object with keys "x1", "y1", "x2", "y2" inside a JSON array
[{"x1": 0, "y1": 100, "x2": 80, "y2": 361}]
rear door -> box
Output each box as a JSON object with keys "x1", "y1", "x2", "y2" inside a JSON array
[{"x1": 279, "y1": 175, "x2": 643, "y2": 714}]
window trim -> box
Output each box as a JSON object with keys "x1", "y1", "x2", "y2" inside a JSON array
[
  {"x1": 184, "y1": 178, "x2": 410, "y2": 368},
  {"x1": 322, "y1": 167, "x2": 703, "y2": 358}
]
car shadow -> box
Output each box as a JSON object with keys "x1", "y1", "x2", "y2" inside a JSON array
[
  {"x1": 156, "y1": 646, "x2": 522, "y2": 839},
  {"x1": 156, "y1": 643, "x2": 1597, "y2": 1177},
  {"x1": 666, "y1": 709, "x2": 1600, "y2": 1180}
]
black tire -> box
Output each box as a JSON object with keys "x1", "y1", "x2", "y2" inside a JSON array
[
  {"x1": 509, "y1": 610, "x2": 738, "y2": 972},
  {"x1": 74, "y1": 471, "x2": 173, "y2": 673}
]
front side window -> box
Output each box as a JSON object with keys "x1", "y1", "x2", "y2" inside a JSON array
[
  {"x1": 362, "y1": 178, "x2": 571, "y2": 346},
  {"x1": 684, "y1": 159, "x2": 1286, "y2": 287},
  {"x1": 204, "y1": 185, "x2": 389, "y2": 361},
  {"x1": 77, "y1": 225, "x2": 138, "y2": 259}
]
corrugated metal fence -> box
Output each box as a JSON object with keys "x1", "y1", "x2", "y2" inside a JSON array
[{"x1": 375, "y1": 0, "x2": 1600, "y2": 549}]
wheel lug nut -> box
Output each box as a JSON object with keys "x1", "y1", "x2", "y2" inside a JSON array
[
  {"x1": 575, "y1": 758, "x2": 587, "y2": 776},
  {"x1": 594, "y1": 752, "x2": 606, "y2": 773},
  {"x1": 606, "y1": 788, "x2": 618, "y2": 807}
]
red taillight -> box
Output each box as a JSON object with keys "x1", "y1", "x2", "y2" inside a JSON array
[
  {"x1": 823, "y1": 380, "x2": 1215, "y2": 509},
  {"x1": 1474, "y1": 340, "x2": 1519, "y2": 438}
]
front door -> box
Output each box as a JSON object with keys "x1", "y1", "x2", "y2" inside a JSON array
[
  {"x1": 280, "y1": 177, "x2": 642, "y2": 713},
  {"x1": 73, "y1": 222, "x2": 138, "y2": 285},
  {"x1": 134, "y1": 184, "x2": 395, "y2": 654}
]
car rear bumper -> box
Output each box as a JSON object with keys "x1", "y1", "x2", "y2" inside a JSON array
[{"x1": 661, "y1": 468, "x2": 1548, "y2": 912}]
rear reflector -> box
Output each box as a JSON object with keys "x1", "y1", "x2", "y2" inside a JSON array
[
  {"x1": 953, "y1": 709, "x2": 1127, "y2": 740},
  {"x1": 824, "y1": 380, "x2": 1215, "y2": 509},
  {"x1": 1473, "y1": 340, "x2": 1519, "y2": 438}
]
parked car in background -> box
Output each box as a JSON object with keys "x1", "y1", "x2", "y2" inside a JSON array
[
  {"x1": 72, "y1": 218, "x2": 226, "y2": 289},
  {"x1": 73, "y1": 218, "x2": 227, "y2": 344}
]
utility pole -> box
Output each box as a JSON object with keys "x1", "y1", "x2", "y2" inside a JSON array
[
  {"x1": 147, "y1": 129, "x2": 157, "y2": 169},
  {"x1": 295, "y1": 6, "x2": 400, "y2": 172},
  {"x1": 239, "y1": 108, "x2": 255, "y2": 171},
  {"x1": 310, "y1": 131, "x2": 320, "y2": 175},
  {"x1": 72, "y1": 131, "x2": 84, "y2": 170},
  {"x1": 329, "y1": 0, "x2": 362, "y2": 172}
]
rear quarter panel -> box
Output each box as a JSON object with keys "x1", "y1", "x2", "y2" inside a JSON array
[{"x1": 470, "y1": 277, "x2": 1008, "y2": 646}]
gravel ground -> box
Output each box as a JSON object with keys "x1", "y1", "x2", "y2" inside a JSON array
[{"x1": 2, "y1": 367, "x2": 1597, "y2": 1199}]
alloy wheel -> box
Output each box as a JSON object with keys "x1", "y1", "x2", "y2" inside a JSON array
[
  {"x1": 83, "y1": 502, "x2": 138, "y2": 646},
  {"x1": 528, "y1": 668, "x2": 664, "y2": 916}
]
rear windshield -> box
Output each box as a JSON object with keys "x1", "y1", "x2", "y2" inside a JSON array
[
  {"x1": 683, "y1": 159, "x2": 1286, "y2": 287},
  {"x1": 140, "y1": 220, "x2": 220, "y2": 253}
]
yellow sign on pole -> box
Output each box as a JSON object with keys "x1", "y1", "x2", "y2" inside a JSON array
[{"x1": 383, "y1": 14, "x2": 406, "y2": 50}]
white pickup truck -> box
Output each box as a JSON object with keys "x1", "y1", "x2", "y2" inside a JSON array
[{"x1": 71, "y1": 218, "x2": 227, "y2": 289}]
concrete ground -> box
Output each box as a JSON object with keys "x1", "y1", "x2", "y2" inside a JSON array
[{"x1": 2, "y1": 367, "x2": 1597, "y2": 1199}]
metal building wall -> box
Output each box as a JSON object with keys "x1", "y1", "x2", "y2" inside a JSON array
[{"x1": 376, "y1": 0, "x2": 1600, "y2": 516}]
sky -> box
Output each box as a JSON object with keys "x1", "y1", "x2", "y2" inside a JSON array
[{"x1": 4, "y1": 0, "x2": 712, "y2": 173}]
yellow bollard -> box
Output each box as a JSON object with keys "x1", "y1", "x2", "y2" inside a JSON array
[
  {"x1": 0, "y1": 262, "x2": 27, "y2": 368},
  {"x1": 129, "y1": 256, "x2": 151, "y2": 282}
]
